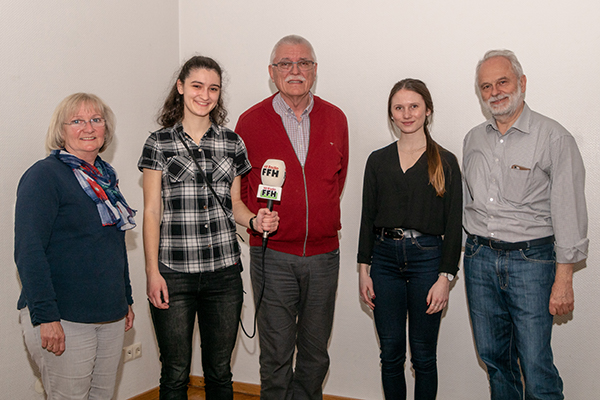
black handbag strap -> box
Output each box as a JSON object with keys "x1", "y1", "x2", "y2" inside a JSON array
[{"x1": 177, "y1": 133, "x2": 235, "y2": 229}]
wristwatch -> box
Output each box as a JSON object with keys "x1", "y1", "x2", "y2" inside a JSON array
[
  {"x1": 439, "y1": 272, "x2": 455, "y2": 282},
  {"x1": 249, "y1": 216, "x2": 259, "y2": 233}
]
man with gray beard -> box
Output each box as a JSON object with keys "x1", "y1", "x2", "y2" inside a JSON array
[{"x1": 462, "y1": 49, "x2": 588, "y2": 400}]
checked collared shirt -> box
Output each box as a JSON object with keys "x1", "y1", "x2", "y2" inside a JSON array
[{"x1": 138, "y1": 123, "x2": 251, "y2": 273}]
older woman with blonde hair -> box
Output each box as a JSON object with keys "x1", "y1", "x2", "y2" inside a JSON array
[{"x1": 15, "y1": 93, "x2": 136, "y2": 399}]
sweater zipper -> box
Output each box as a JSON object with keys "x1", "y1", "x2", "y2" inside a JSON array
[{"x1": 302, "y1": 166, "x2": 309, "y2": 256}]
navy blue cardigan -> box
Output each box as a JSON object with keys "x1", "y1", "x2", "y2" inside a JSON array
[{"x1": 15, "y1": 154, "x2": 133, "y2": 326}]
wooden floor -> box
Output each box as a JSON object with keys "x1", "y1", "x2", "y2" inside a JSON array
[
  {"x1": 129, "y1": 377, "x2": 260, "y2": 400},
  {"x1": 132, "y1": 387, "x2": 257, "y2": 400},
  {"x1": 129, "y1": 376, "x2": 356, "y2": 400},
  {"x1": 186, "y1": 385, "x2": 259, "y2": 400}
]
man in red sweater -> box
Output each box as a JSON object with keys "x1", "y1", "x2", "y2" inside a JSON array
[{"x1": 236, "y1": 35, "x2": 349, "y2": 400}]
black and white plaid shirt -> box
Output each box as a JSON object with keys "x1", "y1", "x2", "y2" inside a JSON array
[{"x1": 138, "y1": 123, "x2": 251, "y2": 273}]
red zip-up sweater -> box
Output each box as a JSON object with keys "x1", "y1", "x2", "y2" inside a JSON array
[{"x1": 236, "y1": 94, "x2": 349, "y2": 256}]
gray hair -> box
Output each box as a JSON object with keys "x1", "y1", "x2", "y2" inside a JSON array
[
  {"x1": 270, "y1": 35, "x2": 317, "y2": 64},
  {"x1": 476, "y1": 49, "x2": 524, "y2": 85},
  {"x1": 474, "y1": 49, "x2": 525, "y2": 102}
]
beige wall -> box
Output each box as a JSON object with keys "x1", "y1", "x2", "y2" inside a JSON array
[
  {"x1": 2, "y1": 1, "x2": 599, "y2": 399},
  {"x1": 0, "y1": 1, "x2": 178, "y2": 399}
]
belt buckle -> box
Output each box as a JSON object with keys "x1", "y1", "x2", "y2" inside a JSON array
[
  {"x1": 395, "y1": 228, "x2": 405, "y2": 240},
  {"x1": 487, "y1": 238, "x2": 506, "y2": 250}
]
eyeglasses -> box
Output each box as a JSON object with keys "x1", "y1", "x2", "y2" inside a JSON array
[
  {"x1": 271, "y1": 60, "x2": 315, "y2": 72},
  {"x1": 63, "y1": 118, "x2": 106, "y2": 129}
]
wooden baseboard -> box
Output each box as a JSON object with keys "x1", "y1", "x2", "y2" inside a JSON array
[
  {"x1": 127, "y1": 386, "x2": 158, "y2": 400},
  {"x1": 128, "y1": 375, "x2": 358, "y2": 400}
]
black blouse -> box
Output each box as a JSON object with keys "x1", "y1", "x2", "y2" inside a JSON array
[{"x1": 357, "y1": 141, "x2": 463, "y2": 275}]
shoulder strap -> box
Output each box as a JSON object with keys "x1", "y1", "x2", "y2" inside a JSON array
[{"x1": 177, "y1": 133, "x2": 236, "y2": 230}]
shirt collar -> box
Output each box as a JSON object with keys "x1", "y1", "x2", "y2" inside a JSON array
[
  {"x1": 174, "y1": 121, "x2": 221, "y2": 140},
  {"x1": 273, "y1": 92, "x2": 314, "y2": 119},
  {"x1": 485, "y1": 102, "x2": 532, "y2": 135},
  {"x1": 209, "y1": 123, "x2": 223, "y2": 136}
]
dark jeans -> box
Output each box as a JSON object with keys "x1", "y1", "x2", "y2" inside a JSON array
[
  {"x1": 250, "y1": 247, "x2": 340, "y2": 400},
  {"x1": 464, "y1": 237, "x2": 563, "y2": 400},
  {"x1": 370, "y1": 234, "x2": 443, "y2": 400},
  {"x1": 150, "y1": 264, "x2": 243, "y2": 400}
]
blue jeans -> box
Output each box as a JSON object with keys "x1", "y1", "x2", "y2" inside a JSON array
[
  {"x1": 250, "y1": 247, "x2": 340, "y2": 400},
  {"x1": 464, "y1": 236, "x2": 563, "y2": 400},
  {"x1": 370, "y1": 234, "x2": 443, "y2": 400},
  {"x1": 150, "y1": 263, "x2": 243, "y2": 400}
]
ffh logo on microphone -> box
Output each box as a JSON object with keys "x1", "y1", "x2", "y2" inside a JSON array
[
  {"x1": 258, "y1": 185, "x2": 281, "y2": 201},
  {"x1": 257, "y1": 159, "x2": 286, "y2": 203},
  {"x1": 262, "y1": 164, "x2": 281, "y2": 178},
  {"x1": 260, "y1": 163, "x2": 284, "y2": 187}
]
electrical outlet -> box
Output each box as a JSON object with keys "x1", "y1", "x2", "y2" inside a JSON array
[
  {"x1": 123, "y1": 344, "x2": 134, "y2": 362},
  {"x1": 132, "y1": 342, "x2": 142, "y2": 359},
  {"x1": 123, "y1": 342, "x2": 142, "y2": 363}
]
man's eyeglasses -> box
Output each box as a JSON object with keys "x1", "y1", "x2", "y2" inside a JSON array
[
  {"x1": 271, "y1": 60, "x2": 315, "y2": 72},
  {"x1": 63, "y1": 118, "x2": 106, "y2": 129}
]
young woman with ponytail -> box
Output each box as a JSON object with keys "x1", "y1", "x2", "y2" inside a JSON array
[{"x1": 357, "y1": 79, "x2": 462, "y2": 400}]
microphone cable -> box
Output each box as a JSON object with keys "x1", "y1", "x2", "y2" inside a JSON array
[
  {"x1": 240, "y1": 159, "x2": 284, "y2": 339},
  {"x1": 239, "y1": 225, "x2": 269, "y2": 339}
]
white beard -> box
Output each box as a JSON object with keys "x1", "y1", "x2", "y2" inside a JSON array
[{"x1": 483, "y1": 83, "x2": 524, "y2": 117}]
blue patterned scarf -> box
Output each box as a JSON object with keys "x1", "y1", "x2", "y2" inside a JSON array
[{"x1": 53, "y1": 150, "x2": 136, "y2": 231}]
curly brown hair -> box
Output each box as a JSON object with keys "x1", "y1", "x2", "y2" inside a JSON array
[{"x1": 158, "y1": 56, "x2": 228, "y2": 128}]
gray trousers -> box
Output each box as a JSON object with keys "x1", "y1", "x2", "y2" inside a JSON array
[
  {"x1": 250, "y1": 247, "x2": 340, "y2": 400},
  {"x1": 20, "y1": 308, "x2": 125, "y2": 400}
]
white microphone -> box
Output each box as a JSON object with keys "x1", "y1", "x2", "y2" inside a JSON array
[{"x1": 257, "y1": 159, "x2": 286, "y2": 239}]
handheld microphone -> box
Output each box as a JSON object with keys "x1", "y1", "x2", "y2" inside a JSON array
[
  {"x1": 257, "y1": 159, "x2": 286, "y2": 239},
  {"x1": 240, "y1": 159, "x2": 285, "y2": 339}
]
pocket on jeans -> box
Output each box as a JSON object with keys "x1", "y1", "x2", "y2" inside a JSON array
[
  {"x1": 519, "y1": 243, "x2": 555, "y2": 263},
  {"x1": 463, "y1": 238, "x2": 482, "y2": 258},
  {"x1": 412, "y1": 235, "x2": 440, "y2": 251}
]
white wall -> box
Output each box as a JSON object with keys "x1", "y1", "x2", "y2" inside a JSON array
[
  {"x1": 2, "y1": 1, "x2": 599, "y2": 399},
  {"x1": 179, "y1": 1, "x2": 600, "y2": 399},
  {"x1": 0, "y1": 1, "x2": 178, "y2": 399}
]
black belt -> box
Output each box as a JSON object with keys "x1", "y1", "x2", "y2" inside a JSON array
[
  {"x1": 375, "y1": 227, "x2": 425, "y2": 240},
  {"x1": 468, "y1": 234, "x2": 555, "y2": 250}
]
